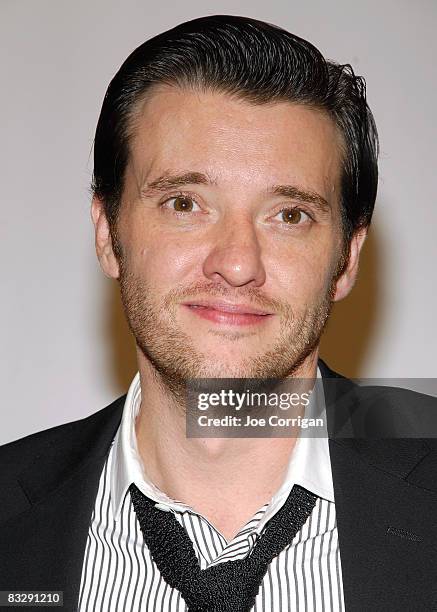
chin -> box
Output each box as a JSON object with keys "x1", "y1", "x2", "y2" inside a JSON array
[{"x1": 196, "y1": 362, "x2": 254, "y2": 379}]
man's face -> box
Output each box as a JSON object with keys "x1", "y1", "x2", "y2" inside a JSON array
[{"x1": 94, "y1": 86, "x2": 363, "y2": 389}]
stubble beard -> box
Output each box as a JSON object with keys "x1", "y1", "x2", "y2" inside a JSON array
[{"x1": 117, "y1": 258, "x2": 338, "y2": 403}]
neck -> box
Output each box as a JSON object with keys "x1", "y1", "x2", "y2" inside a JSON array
[{"x1": 134, "y1": 349, "x2": 319, "y2": 540}]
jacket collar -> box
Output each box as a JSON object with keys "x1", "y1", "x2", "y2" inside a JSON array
[
  {"x1": 318, "y1": 357, "x2": 433, "y2": 483},
  {"x1": 17, "y1": 394, "x2": 125, "y2": 506}
]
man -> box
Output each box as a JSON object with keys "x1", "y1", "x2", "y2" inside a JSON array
[{"x1": 1, "y1": 14, "x2": 437, "y2": 612}]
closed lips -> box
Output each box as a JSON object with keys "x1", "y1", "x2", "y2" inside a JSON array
[{"x1": 183, "y1": 301, "x2": 272, "y2": 315}]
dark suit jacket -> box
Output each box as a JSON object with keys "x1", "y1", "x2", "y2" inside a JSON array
[{"x1": 1, "y1": 360, "x2": 437, "y2": 611}]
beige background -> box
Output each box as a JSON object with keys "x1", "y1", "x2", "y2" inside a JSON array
[{"x1": 1, "y1": 0, "x2": 436, "y2": 445}]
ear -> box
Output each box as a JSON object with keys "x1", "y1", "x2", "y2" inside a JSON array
[
  {"x1": 333, "y1": 227, "x2": 368, "y2": 302},
  {"x1": 91, "y1": 196, "x2": 120, "y2": 279}
]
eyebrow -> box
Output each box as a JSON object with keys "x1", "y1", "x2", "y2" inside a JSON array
[
  {"x1": 142, "y1": 171, "x2": 331, "y2": 213},
  {"x1": 268, "y1": 184, "x2": 331, "y2": 214},
  {"x1": 143, "y1": 172, "x2": 215, "y2": 193}
]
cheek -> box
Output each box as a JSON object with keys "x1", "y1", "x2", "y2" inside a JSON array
[
  {"x1": 128, "y1": 228, "x2": 199, "y2": 288},
  {"x1": 266, "y1": 238, "x2": 338, "y2": 303},
  {"x1": 275, "y1": 264, "x2": 328, "y2": 305}
]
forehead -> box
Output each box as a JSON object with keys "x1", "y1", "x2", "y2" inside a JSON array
[{"x1": 127, "y1": 85, "x2": 343, "y2": 199}]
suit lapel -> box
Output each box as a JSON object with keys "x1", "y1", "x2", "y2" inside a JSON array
[
  {"x1": 319, "y1": 359, "x2": 437, "y2": 610},
  {"x1": 0, "y1": 396, "x2": 125, "y2": 611}
]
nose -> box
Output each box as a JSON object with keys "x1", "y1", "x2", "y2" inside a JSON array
[{"x1": 202, "y1": 215, "x2": 266, "y2": 288}]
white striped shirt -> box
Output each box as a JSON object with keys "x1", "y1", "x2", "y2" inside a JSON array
[{"x1": 78, "y1": 372, "x2": 344, "y2": 611}]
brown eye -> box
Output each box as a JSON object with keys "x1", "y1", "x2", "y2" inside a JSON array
[
  {"x1": 173, "y1": 196, "x2": 194, "y2": 212},
  {"x1": 279, "y1": 208, "x2": 310, "y2": 224},
  {"x1": 164, "y1": 195, "x2": 201, "y2": 213}
]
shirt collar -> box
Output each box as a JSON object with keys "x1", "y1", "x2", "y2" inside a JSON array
[
  {"x1": 111, "y1": 372, "x2": 194, "y2": 521},
  {"x1": 254, "y1": 369, "x2": 334, "y2": 533},
  {"x1": 111, "y1": 367, "x2": 334, "y2": 522}
]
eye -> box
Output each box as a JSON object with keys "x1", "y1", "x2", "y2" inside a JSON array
[
  {"x1": 162, "y1": 194, "x2": 201, "y2": 213},
  {"x1": 274, "y1": 207, "x2": 312, "y2": 225}
]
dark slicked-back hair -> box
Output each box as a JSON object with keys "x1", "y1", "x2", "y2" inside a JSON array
[{"x1": 93, "y1": 14, "x2": 378, "y2": 258}]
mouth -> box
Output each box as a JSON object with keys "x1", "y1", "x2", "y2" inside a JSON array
[{"x1": 182, "y1": 300, "x2": 274, "y2": 326}]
